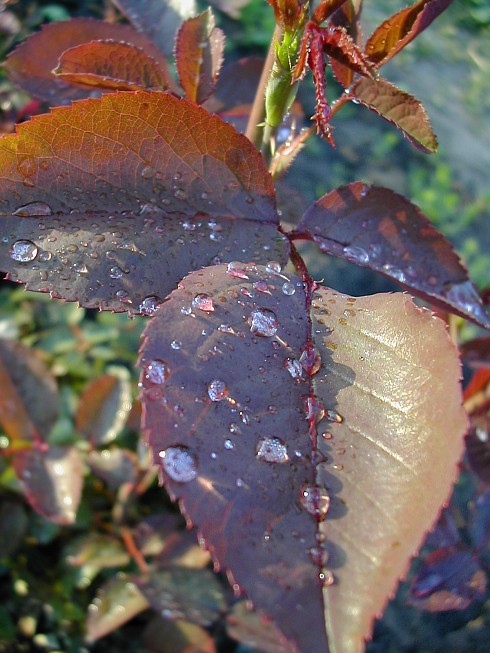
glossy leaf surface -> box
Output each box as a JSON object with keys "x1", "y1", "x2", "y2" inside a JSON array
[
  {"x1": 140, "y1": 263, "x2": 466, "y2": 653},
  {"x1": 175, "y1": 9, "x2": 225, "y2": 104},
  {"x1": 0, "y1": 92, "x2": 287, "y2": 313},
  {"x1": 297, "y1": 182, "x2": 490, "y2": 329},
  {"x1": 13, "y1": 445, "x2": 83, "y2": 524},
  {"x1": 54, "y1": 40, "x2": 169, "y2": 92},
  {"x1": 113, "y1": 0, "x2": 197, "y2": 57},
  {"x1": 5, "y1": 18, "x2": 170, "y2": 104},
  {"x1": 349, "y1": 77, "x2": 438, "y2": 153},
  {"x1": 365, "y1": 0, "x2": 454, "y2": 67}
]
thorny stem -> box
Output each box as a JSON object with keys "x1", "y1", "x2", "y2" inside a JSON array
[{"x1": 245, "y1": 25, "x2": 283, "y2": 154}]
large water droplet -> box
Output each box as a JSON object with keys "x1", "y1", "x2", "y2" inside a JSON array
[
  {"x1": 9, "y1": 240, "x2": 38, "y2": 262},
  {"x1": 249, "y1": 308, "x2": 278, "y2": 337},
  {"x1": 13, "y1": 201, "x2": 52, "y2": 217},
  {"x1": 139, "y1": 295, "x2": 162, "y2": 316},
  {"x1": 109, "y1": 266, "x2": 124, "y2": 279},
  {"x1": 256, "y1": 437, "x2": 289, "y2": 463},
  {"x1": 170, "y1": 340, "x2": 182, "y2": 350},
  {"x1": 299, "y1": 485, "x2": 331, "y2": 521},
  {"x1": 299, "y1": 344, "x2": 322, "y2": 376},
  {"x1": 145, "y1": 359, "x2": 170, "y2": 384},
  {"x1": 343, "y1": 245, "x2": 369, "y2": 264},
  {"x1": 207, "y1": 379, "x2": 228, "y2": 402},
  {"x1": 159, "y1": 446, "x2": 197, "y2": 483},
  {"x1": 282, "y1": 281, "x2": 296, "y2": 295},
  {"x1": 285, "y1": 357, "x2": 303, "y2": 379},
  {"x1": 192, "y1": 293, "x2": 214, "y2": 312},
  {"x1": 266, "y1": 261, "x2": 282, "y2": 275},
  {"x1": 226, "y1": 261, "x2": 249, "y2": 279},
  {"x1": 325, "y1": 409, "x2": 343, "y2": 423}
]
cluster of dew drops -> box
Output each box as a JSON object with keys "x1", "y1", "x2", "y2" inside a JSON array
[{"x1": 141, "y1": 261, "x2": 343, "y2": 587}]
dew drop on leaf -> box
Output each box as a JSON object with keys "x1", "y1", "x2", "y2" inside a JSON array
[
  {"x1": 226, "y1": 261, "x2": 249, "y2": 279},
  {"x1": 207, "y1": 379, "x2": 228, "y2": 402},
  {"x1": 308, "y1": 545, "x2": 329, "y2": 567},
  {"x1": 319, "y1": 569, "x2": 335, "y2": 587},
  {"x1": 170, "y1": 340, "x2": 182, "y2": 350},
  {"x1": 285, "y1": 357, "x2": 303, "y2": 379},
  {"x1": 249, "y1": 308, "x2": 278, "y2": 337},
  {"x1": 13, "y1": 201, "x2": 53, "y2": 217},
  {"x1": 299, "y1": 485, "x2": 331, "y2": 521},
  {"x1": 9, "y1": 239, "x2": 38, "y2": 262},
  {"x1": 282, "y1": 281, "x2": 296, "y2": 295},
  {"x1": 256, "y1": 437, "x2": 289, "y2": 463},
  {"x1": 343, "y1": 245, "x2": 370, "y2": 264},
  {"x1": 109, "y1": 266, "x2": 124, "y2": 279},
  {"x1": 139, "y1": 296, "x2": 162, "y2": 316},
  {"x1": 192, "y1": 293, "x2": 215, "y2": 312},
  {"x1": 325, "y1": 409, "x2": 343, "y2": 423},
  {"x1": 299, "y1": 344, "x2": 322, "y2": 376},
  {"x1": 145, "y1": 359, "x2": 170, "y2": 385},
  {"x1": 266, "y1": 261, "x2": 282, "y2": 275},
  {"x1": 159, "y1": 446, "x2": 198, "y2": 483}
]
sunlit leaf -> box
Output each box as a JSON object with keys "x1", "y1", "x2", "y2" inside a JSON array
[
  {"x1": 0, "y1": 339, "x2": 59, "y2": 444},
  {"x1": 65, "y1": 534, "x2": 131, "y2": 587},
  {"x1": 76, "y1": 369, "x2": 132, "y2": 446},
  {"x1": 144, "y1": 616, "x2": 217, "y2": 653},
  {"x1": 296, "y1": 182, "x2": 490, "y2": 329},
  {"x1": 86, "y1": 572, "x2": 149, "y2": 642},
  {"x1": 175, "y1": 9, "x2": 225, "y2": 104},
  {"x1": 136, "y1": 567, "x2": 227, "y2": 625},
  {"x1": 0, "y1": 92, "x2": 288, "y2": 313},
  {"x1": 112, "y1": 0, "x2": 197, "y2": 58},
  {"x1": 365, "y1": 0, "x2": 454, "y2": 67},
  {"x1": 327, "y1": 0, "x2": 364, "y2": 88},
  {"x1": 5, "y1": 18, "x2": 171, "y2": 104},
  {"x1": 348, "y1": 77, "x2": 438, "y2": 153},
  {"x1": 139, "y1": 262, "x2": 466, "y2": 653},
  {"x1": 53, "y1": 40, "x2": 170, "y2": 92},
  {"x1": 13, "y1": 444, "x2": 83, "y2": 524}
]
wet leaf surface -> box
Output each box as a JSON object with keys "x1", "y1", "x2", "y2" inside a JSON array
[
  {"x1": 54, "y1": 40, "x2": 170, "y2": 92},
  {"x1": 113, "y1": 0, "x2": 197, "y2": 58},
  {"x1": 327, "y1": 0, "x2": 364, "y2": 88},
  {"x1": 176, "y1": 9, "x2": 225, "y2": 104},
  {"x1": 136, "y1": 566, "x2": 227, "y2": 625},
  {"x1": 409, "y1": 547, "x2": 487, "y2": 611},
  {"x1": 0, "y1": 92, "x2": 287, "y2": 313},
  {"x1": 85, "y1": 572, "x2": 149, "y2": 642},
  {"x1": 296, "y1": 182, "x2": 490, "y2": 329},
  {"x1": 365, "y1": 0, "x2": 454, "y2": 67},
  {"x1": 13, "y1": 445, "x2": 83, "y2": 524},
  {"x1": 76, "y1": 370, "x2": 132, "y2": 446},
  {"x1": 349, "y1": 77, "x2": 438, "y2": 153},
  {"x1": 139, "y1": 263, "x2": 466, "y2": 653},
  {"x1": 0, "y1": 339, "x2": 59, "y2": 443},
  {"x1": 5, "y1": 18, "x2": 171, "y2": 104}
]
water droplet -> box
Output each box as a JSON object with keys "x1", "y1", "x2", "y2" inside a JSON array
[
  {"x1": 254, "y1": 280, "x2": 271, "y2": 294},
  {"x1": 249, "y1": 308, "x2": 278, "y2": 337},
  {"x1": 9, "y1": 240, "x2": 38, "y2": 262},
  {"x1": 226, "y1": 261, "x2": 249, "y2": 279},
  {"x1": 320, "y1": 569, "x2": 335, "y2": 587},
  {"x1": 285, "y1": 357, "x2": 303, "y2": 379},
  {"x1": 228, "y1": 423, "x2": 239, "y2": 433},
  {"x1": 256, "y1": 437, "x2": 289, "y2": 463},
  {"x1": 299, "y1": 485, "x2": 331, "y2": 521},
  {"x1": 192, "y1": 293, "x2": 214, "y2": 312},
  {"x1": 170, "y1": 340, "x2": 182, "y2": 350},
  {"x1": 73, "y1": 262, "x2": 88, "y2": 274},
  {"x1": 38, "y1": 251, "x2": 52, "y2": 262},
  {"x1": 173, "y1": 172, "x2": 182, "y2": 181},
  {"x1": 266, "y1": 261, "x2": 282, "y2": 275},
  {"x1": 218, "y1": 323, "x2": 235, "y2": 334},
  {"x1": 140, "y1": 165, "x2": 154, "y2": 179},
  {"x1": 145, "y1": 359, "x2": 170, "y2": 384},
  {"x1": 308, "y1": 546, "x2": 329, "y2": 567},
  {"x1": 382, "y1": 264, "x2": 406, "y2": 284},
  {"x1": 343, "y1": 245, "x2": 369, "y2": 264},
  {"x1": 304, "y1": 396, "x2": 325, "y2": 423},
  {"x1": 207, "y1": 379, "x2": 228, "y2": 401},
  {"x1": 299, "y1": 344, "x2": 321, "y2": 376},
  {"x1": 325, "y1": 409, "x2": 343, "y2": 423},
  {"x1": 174, "y1": 189, "x2": 186, "y2": 201},
  {"x1": 13, "y1": 201, "x2": 52, "y2": 217},
  {"x1": 159, "y1": 446, "x2": 197, "y2": 483},
  {"x1": 139, "y1": 295, "x2": 162, "y2": 315},
  {"x1": 182, "y1": 220, "x2": 196, "y2": 231},
  {"x1": 282, "y1": 281, "x2": 296, "y2": 295},
  {"x1": 181, "y1": 306, "x2": 192, "y2": 315},
  {"x1": 224, "y1": 439, "x2": 234, "y2": 450}
]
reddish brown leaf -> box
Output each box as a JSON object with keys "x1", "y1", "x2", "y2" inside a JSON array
[
  {"x1": 5, "y1": 18, "x2": 172, "y2": 104},
  {"x1": 349, "y1": 76, "x2": 438, "y2": 153},
  {"x1": 0, "y1": 339, "x2": 59, "y2": 445},
  {"x1": 461, "y1": 338, "x2": 490, "y2": 369},
  {"x1": 76, "y1": 370, "x2": 132, "y2": 446},
  {"x1": 53, "y1": 40, "x2": 169, "y2": 92},
  {"x1": 327, "y1": 0, "x2": 364, "y2": 88},
  {"x1": 139, "y1": 262, "x2": 466, "y2": 653},
  {"x1": 113, "y1": 0, "x2": 197, "y2": 58},
  {"x1": 203, "y1": 57, "x2": 263, "y2": 116},
  {"x1": 175, "y1": 9, "x2": 225, "y2": 104},
  {"x1": 13, "y1": 445, "x2": 83, "y2": 524},
  {"x1": 296, "y1": 182, "x2": 490, "y2": 329},
  {"x1": 0, "y1": 92, "x2": 288, "y2": 313},
  {"x1": 365, "y1": 0, "x2": 454, "y2": 67}
]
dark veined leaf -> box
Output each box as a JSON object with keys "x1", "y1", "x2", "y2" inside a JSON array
[
  {"x1": 135, "y1": 567, "x2": 227, "y2": 625},
  {"x1": 144, "y1": 616, "x2": 217, "y2": 653},
  {"x1": 0, "y1": 339, "x2": 59, "y2": 444},
  {"x1": 139, "y1": 262, "x2": 466, "y2": 653},
  {"x1": 53, "y1": 40, "x2": 170, "y2": 92},
  {"x1": 409, "y1": 547, "x2": 487, "y2": 611},
  {"x1": 112, "y1": 0, "x2": 197, "y2": 58},
  {"x1": 76, "y1": 369, "x2": 132, "y2": 446},
  {"x1": 296, "y1": 182, "x2": 490, "y2": 330},
  {"x1": 365, "y1": 0, "x2": 454, "y2": 67},
  {"x1": 0, "y1": 91, "x2": 288, "y2": 313},
  {"x1": 5, "y1": 18, "x2": 172, "y2": 104},
  {"x1": 86, "y1": 572, "x2": 149, "y2": 642},
  {"x1": 348, "y1": 77, "x2": 438, "y2": 153},
  {"x1": 175, "y1": 9, "x2": 225, "y2": 104},
  {"x1": 13, "y1": 444, "x2": 83, "y2": 524}
]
